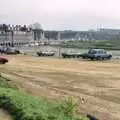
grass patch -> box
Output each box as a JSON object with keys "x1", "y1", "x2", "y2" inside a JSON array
[
  {"x1": 0, "y1": 78, "x2": 18, "y2": 90},
  {"x1": 60, "y1": 40, "x2": 120, "y2": 50},
  {"x1": 0, "y1": 78, "x2": 87, "y2": 120},
  {"x1": 0, "y1": 88, "x2": 87, "y2": 120}
]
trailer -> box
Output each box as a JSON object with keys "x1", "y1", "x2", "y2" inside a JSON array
[{"x1": 62, "y1": 52, "x2": 82, "y2": 58}]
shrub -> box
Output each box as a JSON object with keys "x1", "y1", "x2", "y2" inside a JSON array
[
  {"x1": 0, "y1": 78, "x2": 18, "y2": 90},
  {"x1": 0, "y1": 78, "x2": 87, "y2": 120},
  {"x1": 0, "y1": 87, "x2": 87, "y2": 120},
  {"x1": 58, "y1": 96, "x2": 77, "y2": 117}
]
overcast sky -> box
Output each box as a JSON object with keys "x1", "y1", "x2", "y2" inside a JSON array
[{"x1": 0, "y1": 0, "x2": 120, "y2": 30}]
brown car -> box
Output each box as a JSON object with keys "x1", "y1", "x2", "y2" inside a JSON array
[{"x1": 0, "y1": 56, "x2": 8, "y2": 64}]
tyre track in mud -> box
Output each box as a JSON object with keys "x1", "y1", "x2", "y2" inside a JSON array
[
  {"x1": 1, "y1": 55, "x2": 120, "y2": 120},
  {"x1": 1, "y1": 70, "x2": 120, "y2": 120}
]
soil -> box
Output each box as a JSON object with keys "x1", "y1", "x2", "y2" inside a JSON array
[
  {"x1": 0, "y1": 109, "x2": 12, "y2": 120},
  {"x1": 0, "y1": 55, "x2": 120, "y2": 120}
]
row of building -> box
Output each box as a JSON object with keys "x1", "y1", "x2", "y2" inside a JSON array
[{"x1": 0, "y1": 23, "x2": 120, "y2": 46}]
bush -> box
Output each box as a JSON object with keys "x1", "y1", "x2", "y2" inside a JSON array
[
  {"x1": 0, "y1": 87, "x2": 87, "y2": 120},
  {"x1": 58, "y1": 97, "x2": 77, "y2": 117},
  {"x1": 0, "y1": 78, "x2": 18, "y2": 90},
  {"x1": 0, "y1": 78, "x2": 87, "y2": 120}
]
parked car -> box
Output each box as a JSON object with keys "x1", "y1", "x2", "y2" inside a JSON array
[
  {"x1": 0, "y1": 56, "x2": 8, "y2": 64},
  {"x1": 81, "y1": 49, "x2": 112, "y2": 60},
  {"x1": 0, "y1": 46, "x2": 7, "y2": 53},
  {"x1": 37, "y1": 51, "x2": 55, "y2": 56},
  {"x1": 5, "y1": 47, "x2": 20, "y2": 55},
  {"x1": 0, "y1": 46, "x2": 20, "y2": 55}
]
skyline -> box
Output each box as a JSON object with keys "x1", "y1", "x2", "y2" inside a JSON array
[{"x1": 0, "y1": 0, "x2": 120, "y2": 30}]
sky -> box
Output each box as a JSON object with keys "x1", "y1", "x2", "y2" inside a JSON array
[{"x1": 0, "y1": 0, "x2": 120, "y2": 30}]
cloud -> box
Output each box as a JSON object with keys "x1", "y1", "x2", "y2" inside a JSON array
[{"x1": 0, "y1": 0, "x2": 120, "y2": 30}]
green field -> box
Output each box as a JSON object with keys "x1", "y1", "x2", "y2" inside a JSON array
[
  {"x1": 0, "y1": 78, "x2": 87, "y2": 120},
  {"x1": 60, "y1": 40, "x2": 120, "y2": 50}
]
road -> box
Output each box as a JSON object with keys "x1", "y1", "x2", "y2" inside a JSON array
[
  {"x1": 17, "y1": 46, "x2": 120, "y2": 57},
  {"x1": 0, "y1": 55, "x2": 120, "y2": 120}
]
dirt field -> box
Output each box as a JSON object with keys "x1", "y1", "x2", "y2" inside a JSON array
[
  {"x1": 0, "y1": 109, "x2": 12, "y2": 120},
  {"x1": 0, "y1": 55, "x2": 120, "y2": 120}
]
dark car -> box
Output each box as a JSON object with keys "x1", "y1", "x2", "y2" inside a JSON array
[
  {"x1": 81, "y1": 49, "x2": 112, "y2": 60},
  {"x1": 0, "y1": 46, "x2": 7, "y2": 54},
  {"x1": 5, "y1": 47, "x2": 20, "y2": 55}
]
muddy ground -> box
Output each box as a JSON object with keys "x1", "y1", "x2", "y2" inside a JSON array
[
  {"x1": 0, "y1": 55, "x2": 120, "y2": 120},
  {"x1": 0, "y1": 109, "x2": 12, "y2": 120}
]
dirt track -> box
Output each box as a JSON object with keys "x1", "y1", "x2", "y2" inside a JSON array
[
  {"x1": 0, "y1": 109, "x2": 12, "y2": 120},
  {"x1": 1, "y1": 55, "x2": 120, "y2": 120}
]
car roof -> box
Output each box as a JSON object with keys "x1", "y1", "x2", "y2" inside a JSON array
[{"x1": 90, "y1": 49, "x2": 105, "y2": 51}]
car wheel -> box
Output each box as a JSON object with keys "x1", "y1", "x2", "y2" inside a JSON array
[
  {"x1": 82, "y1": 56, "x2": 86, "y2": 59},
  {"x1": 0, "y1": 61, "x2": 5, "y2": 64},
  {"x1": 97, "y1": 56, "x2": 101, "y2": 60},
  {"x1": 108, "y1": 55, "x2": 112, "y2": 59},
  {"x1": 2, "y1": 61, "x2": 6, "y2": 64},
  {"x1": 102, "y1": 57, "x2": 105, "y2": 60},
  {"x1": 91, "y1": 58, "x2": 94, "y2": 60},
  {"x1": 63, "y1": 55, "x2": 66, "y2": 58}
]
